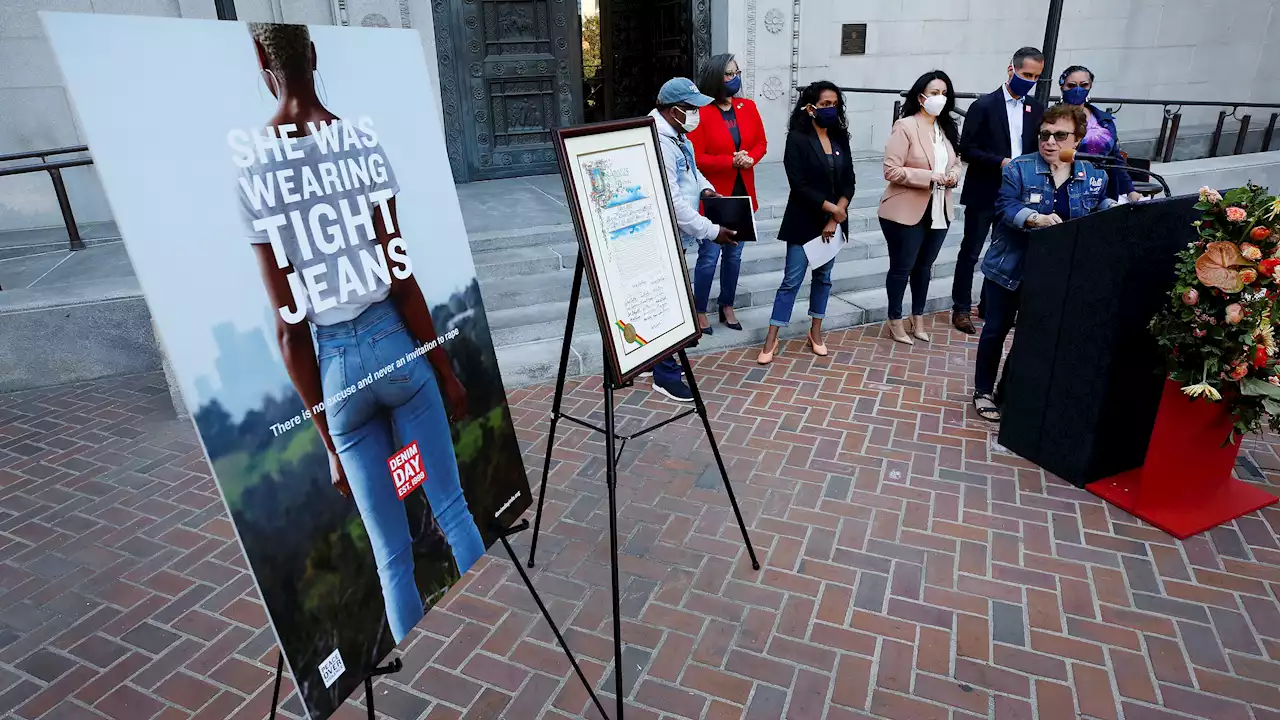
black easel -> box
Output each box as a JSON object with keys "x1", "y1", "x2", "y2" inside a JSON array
[
  {"x1": 268, "y1": 519, "x2": 608, "y2": 720},
  {"x1": 525, "y1": 255, "x2": 760, "y2": 720}
]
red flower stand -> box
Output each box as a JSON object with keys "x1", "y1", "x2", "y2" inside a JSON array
[{"x1": 1089, "y1": 379, "x2": 1278, "y2": 539}]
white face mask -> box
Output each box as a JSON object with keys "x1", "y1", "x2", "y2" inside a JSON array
[
  {"x1": 676, "y1": 106, "x2": 701, "y2": 132},
  {"x1": 922, "y1": 94, "x2": 947, "y2": 117}
]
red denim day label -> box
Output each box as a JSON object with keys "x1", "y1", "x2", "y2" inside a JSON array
[{"x1": 388, "y1": 441, "x2": 426, "y2": 500}]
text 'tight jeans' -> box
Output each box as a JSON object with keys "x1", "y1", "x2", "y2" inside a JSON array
[
  {"x1": 770, "y1": 243, "x2": 834, "y2": 327},
  {"x1": 973, "y1": 278, "x2": 1022, "y2": 398},
  {"x1": 693, "y1": 238, "x2": 743, "y2": 312},
  {"x1": 316, "y1": 299, "x2": 486, "y2": 643},
  {"x1": 954, "y1": 205, "x2": 996, "y2": 313}
]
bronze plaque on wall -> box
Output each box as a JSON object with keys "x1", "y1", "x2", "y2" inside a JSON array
[{"x1": 841, "y1": 24, "x2": 867, "y2": 55}]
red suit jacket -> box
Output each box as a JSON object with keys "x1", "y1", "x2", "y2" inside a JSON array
[{"x1": 688, "y1": 97, "x2": 768, "y2": 211}]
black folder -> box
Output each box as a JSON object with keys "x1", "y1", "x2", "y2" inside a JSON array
[{"x1": 702, "y1": 196, "x2": 758, "y2": 242}]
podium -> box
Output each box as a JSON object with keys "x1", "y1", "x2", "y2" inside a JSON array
[{"x1": 998, "y1": 196, "x2": 1200, "y2": 487}]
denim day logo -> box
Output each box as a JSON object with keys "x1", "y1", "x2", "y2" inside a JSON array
[{"x1": 388, "y1": 441, "x2": 427, "y2": 500}]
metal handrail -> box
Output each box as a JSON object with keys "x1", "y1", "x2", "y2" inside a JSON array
[
  {"x1": 0, "y1": 151, "x2": 94, "y2": 255},
  {"x1": 835, "y1": 86, "x2": 1280, "y2": 162},
  {"x1": 837, "y1": 87, "x2": 1280, "y2": 110},
  {"x1": 0, "y1": 145, "x2": 90, "y2": 164}
]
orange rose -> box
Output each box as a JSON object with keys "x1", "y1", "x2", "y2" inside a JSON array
[
  {"x1": 1251, "y1": 226, "x2": 1272, "y2": 241},
  {"x1": 1240, "y1": 268, "x2": 1259, "y2": 285},
  {"x1": 1241, "y1": 243, "x2": 1263, "y2": 261}
]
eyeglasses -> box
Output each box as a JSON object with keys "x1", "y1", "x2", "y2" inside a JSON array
[
  {"x1": 724, "y1": 70, "x2": 742, "y2": 78},
  {"x1": 1038, "y1": 130, "x2": 1073, "y2": 142}
]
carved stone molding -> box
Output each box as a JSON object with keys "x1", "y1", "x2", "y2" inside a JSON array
[
  {"x1": 764, "y1": 7, "x2": 784, "y2": 33},
  {"x1": 744, "y1": 0, "x2": 757, "y2": 98},
  {"x1": 762, "y1": 75, "x2": 784, "y2": 100}
]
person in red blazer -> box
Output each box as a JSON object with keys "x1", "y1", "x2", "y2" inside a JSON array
[{"x1": 688, "y1": 53, "x2": 767, "y2": 333}]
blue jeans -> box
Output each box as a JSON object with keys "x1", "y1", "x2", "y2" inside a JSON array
[
  {"x1": 973, "y1": 279, "x2": 1021, "y2": 396},
  {"x1": 653, "y1": 356, "x2": 683, "y2": 387},
  {"x1": 693, "y1": 239, "x2": 743, "y2": 313},
  {"x1": 315, "y1": 299, "x2": 486, "y2": 643},
  {"x1": 769, "y1": 243, "x2": 834, "y2": 327}
]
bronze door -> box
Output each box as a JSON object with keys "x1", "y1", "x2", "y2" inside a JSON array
[
  {"x1": 432, "y1": 0, "x2": 583, "y2": 182},
  {"x1": 601, "y1": 0, "x2": 710, "y2": 121}
]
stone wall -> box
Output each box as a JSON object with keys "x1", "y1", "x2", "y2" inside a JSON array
[
  {"x1": 726, "y1": 0, "x2": 1280, "y2": 161},
  {"x1": 0, "y1": 0, "x2": 444, "y2": 233}
]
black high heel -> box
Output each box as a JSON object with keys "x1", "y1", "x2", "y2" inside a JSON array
[{"x1": 719, "y1": 306, "x2": 743, "y2": 331}]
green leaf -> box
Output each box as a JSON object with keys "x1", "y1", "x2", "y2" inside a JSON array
[
  {"x1": 1240, "y1": 376, "x2": 1280, "y2": 398},
  {"x1": 1264, "y1": 398, "x2": 1280, "y2": 416}
]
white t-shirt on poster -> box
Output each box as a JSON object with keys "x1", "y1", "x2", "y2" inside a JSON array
[{"x1": 238, "y1": 119, "x2": 400, "y2": 327}]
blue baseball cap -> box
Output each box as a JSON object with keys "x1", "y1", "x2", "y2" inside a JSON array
[{"x1": 657, "y1": 77, "x2": 713, "y2": 107}]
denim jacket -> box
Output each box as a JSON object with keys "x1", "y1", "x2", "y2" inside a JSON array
[
  {"x1": 650, "y1": 109, "x2": 718, "y2": 249},
  {"x1": 982, "y1": 152, "x2": 1116, "y2": 291}
]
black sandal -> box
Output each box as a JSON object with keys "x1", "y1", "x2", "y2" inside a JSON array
[{"x1": 973, "y1": 393, "x2": 1001, "y2": 423}]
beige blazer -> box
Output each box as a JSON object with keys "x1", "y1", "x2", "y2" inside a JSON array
[{"x1": 878, "y1": 115, "x2": 961, "y2": 226}]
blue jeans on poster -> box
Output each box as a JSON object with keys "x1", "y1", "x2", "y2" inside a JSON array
[
  {"x1": 693, "y1": 238, "x2": 743, "y2": 312},
  {"x1": 315, "y1": 299, "x2": 485, "y2": 643},
  {"x1": 769, "y1": 243, "x2": 834, "y2": 327}
]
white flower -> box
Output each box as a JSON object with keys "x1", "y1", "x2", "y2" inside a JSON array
[
  {"x1": 1199, "y1": 186, "x2": 1223, "y2": 204},
  {"x1": 1182, "y1": 382, "x2": 1222, "y2": 401}
]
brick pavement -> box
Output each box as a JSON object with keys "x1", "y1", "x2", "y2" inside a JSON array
[{"x1": 2, "y1": 313, "x2": 1280, "y2": 719}]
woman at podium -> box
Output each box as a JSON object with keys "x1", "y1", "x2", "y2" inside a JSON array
[{"x1": 972, "y1": 104, "x2": 1116, "y2": 422}]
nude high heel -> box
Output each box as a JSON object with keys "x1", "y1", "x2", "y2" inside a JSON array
[
  {"x1": 757, "y1": 337, "x2": 780, "y2": 365},
  {"x1": 888, "y1": 319, "x2": 914, "y2": 346},
  {"x1": 807, "y1": 329, "x2": 828, "y2": 357},
  {"x1": 910, "y1": 316, "x2": 931, "y2": 343}
]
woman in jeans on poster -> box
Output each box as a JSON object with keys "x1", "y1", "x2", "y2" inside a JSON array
[
  {"x1": 242, "y1": 23, "x2": 485, "y2": 644},
  {"x1": 688, "y1": 53, "x2": 767, "y2": 334},
  {"x1": 878, "y1": 70, "x2": 961, "y2": 345},
  {"x1": 757, "y1": 81, "x2": 855, "y2": 364}
]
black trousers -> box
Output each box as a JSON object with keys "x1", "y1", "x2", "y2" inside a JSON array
[
  {"x1": 954, "y1": 204, "x2": 995, "y2": 313},
  {"x1": 974, "y1": 278, "x2": 1021, "y2": 397},
  {"x1": 880, "y1": 203, "x2": 948, "y2": 321}
]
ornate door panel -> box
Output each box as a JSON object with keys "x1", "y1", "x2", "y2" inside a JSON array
[
  {"x1": 602, "y1": 0, "x2": 709, "y2": 121},
  {"x1": 432, "y1": 0, "x2": 583, "y2": 182}
]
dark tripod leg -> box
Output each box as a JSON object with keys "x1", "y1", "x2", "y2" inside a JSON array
[
  {"x1": 603, "y1": 373, "x2": 626, "y2": 719},
  {"x1": 677, "y1": 349, "x2": 761, "y2": 570},
  {"x1": 528, "y1": 254, "x2": 586, "y2": 568}
]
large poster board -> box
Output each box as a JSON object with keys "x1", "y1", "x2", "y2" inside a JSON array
[
  {"x1": 556, "y1": 120, "x2": 700, "y2": 384},
  {"x1": 43, "y1": 14, "x2": 532, "y2": 720}
]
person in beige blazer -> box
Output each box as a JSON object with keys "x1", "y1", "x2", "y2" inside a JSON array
[{"x1": 878, "y1": 70, "x2": 962, "y2": 345}]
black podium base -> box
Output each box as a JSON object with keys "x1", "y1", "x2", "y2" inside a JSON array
[{"x1": 998, "y1": 196, "x2": 1200, "y2": 488}]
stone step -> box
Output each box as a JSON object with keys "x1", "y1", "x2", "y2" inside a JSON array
[
  {"x1": 477, "y1": 221, "x2": 964, "y2": 313},
  {"x1": 485, "y1": 231, "x2": 966, "y2": 346},
  {"x1": 462, "y1": 185, "x2": 893, "y2": 254},
  {"x1": 493, "y1": 269, "x2": 983, "y2": 388}
]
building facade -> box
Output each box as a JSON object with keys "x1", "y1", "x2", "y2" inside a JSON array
[{"x1": 2, "y1": 0, "x2": 1278, "y2": 233}]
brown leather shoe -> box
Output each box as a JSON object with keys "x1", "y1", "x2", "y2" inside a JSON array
[{"x1": 952, "y1": 310, "x2": 976, "y2": 335}]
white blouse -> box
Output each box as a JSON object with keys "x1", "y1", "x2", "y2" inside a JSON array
[{"x1": 931, "y1": 122, "x2": 949, "y2": 230}]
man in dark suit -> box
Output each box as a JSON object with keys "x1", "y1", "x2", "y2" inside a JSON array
[{"x1": 952, "y1": 47, "x2": 1045, "y2": 335}]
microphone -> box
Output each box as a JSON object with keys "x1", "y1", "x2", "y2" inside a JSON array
[
  {"x1": 1057, "y1": 148, "x2": 1171, "y2": 197},
  {"x1": 1058, "y1": 148, "x2": 1111, "y2": 165}
]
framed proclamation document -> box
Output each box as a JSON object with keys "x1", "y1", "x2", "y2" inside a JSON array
[{"x1": 555, "y1": 118, "x2": 700, "y2": 385}]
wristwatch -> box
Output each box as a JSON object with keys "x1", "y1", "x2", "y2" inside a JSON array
[{"x1": 1026, "y1": 212, "x2": 1040, "y2": 227}]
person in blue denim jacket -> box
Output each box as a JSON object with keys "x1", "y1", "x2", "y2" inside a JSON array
[{"x1": 972, "y1": 103, "x2": 1116, "y2": 422}]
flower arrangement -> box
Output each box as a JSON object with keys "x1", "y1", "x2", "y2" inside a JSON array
[{"x1": 1150, "y1": 184, "x2": 1280, "y2": 440}]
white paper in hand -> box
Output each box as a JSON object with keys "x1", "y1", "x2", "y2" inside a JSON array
[{"x1": 803, "y1": 226, "x2": 846, "y2": 268}]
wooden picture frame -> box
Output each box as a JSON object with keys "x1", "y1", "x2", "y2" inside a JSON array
[{"x1": 553, "y1": 117, "x2": 701, "y2": 387}]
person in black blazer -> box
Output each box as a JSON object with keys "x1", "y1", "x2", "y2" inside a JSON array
[
  {"x1": 757, "y1": 80, "x2": 856, "y2": 364},
  {"x1": 952, "y1": 47, "x2": 1045, "y2": 335}
]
